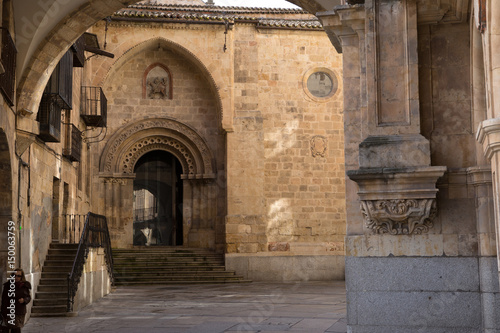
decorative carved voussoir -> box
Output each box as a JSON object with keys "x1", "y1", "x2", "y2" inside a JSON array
[{"x1": 360, "y1": 199, "x2": 436, "y2": 235}]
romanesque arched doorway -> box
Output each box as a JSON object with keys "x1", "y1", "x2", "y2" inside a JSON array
[
  {"x1": 99, "y1": 117, "x2": 221, "y2": 250},
  {"x1": 133, "y1": 150, "x2": 183, "y2": 246}
]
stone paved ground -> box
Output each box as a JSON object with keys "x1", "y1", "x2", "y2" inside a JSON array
[{"x1": 23, "y1": 281, "x2": 346, "y2": 333}]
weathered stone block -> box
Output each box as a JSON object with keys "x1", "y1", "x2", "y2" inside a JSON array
[{"x1": 358, "y1": 134, "x2": 431, "y2": 168}]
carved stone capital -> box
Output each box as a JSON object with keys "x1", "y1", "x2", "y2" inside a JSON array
[
  {"x1": 361, "y1": 198, "x2": 436, "y2": 235},
  {"x1": 348, "y1": 166, "x2": 446, "y2": 235},
  {"x1": 99, "y1": 172, "x2": 135, "y2": 185}
]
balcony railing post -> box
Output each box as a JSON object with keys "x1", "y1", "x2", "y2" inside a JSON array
[
  {"x1": 81, "y1": 86, "x2": 107, "y2": 127},
  {"x1": 67, "y1": 273, "x2": 71, "y2": 312}
]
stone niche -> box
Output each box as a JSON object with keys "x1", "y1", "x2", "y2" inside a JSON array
[{"x1": 143, "y1": 63, "x2": 172, "y2": 100}]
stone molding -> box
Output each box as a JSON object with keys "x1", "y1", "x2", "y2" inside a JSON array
[
  {"x1": 101, "y1": 176, "x2": 134, "y2": 185},
  {"x1": 477, "y1": 118, "x2": 500, "y2": 160},
  {"x1": 302, "y1": 67, "x2": 339, "y2": 102},
  {"x1": 467, "y1": 165, "x2": 492, "y2": 186},
  {"x1": 121, "y1": 136, "x2": 193, "y2": 174},
  {"x1": 348, "y1": 166, "x2": 446, "y2": 235},
  {"x1": 99, "y1": 117, "x2": 215, "y2": 179}
]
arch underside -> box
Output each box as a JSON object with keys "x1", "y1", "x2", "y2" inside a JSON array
[
  {"x1": 0, "y1": 128, "x2": 12, "y2": 284},
  {"x1": 100, "y1": 117, "x2": 216, "y2": 179}
]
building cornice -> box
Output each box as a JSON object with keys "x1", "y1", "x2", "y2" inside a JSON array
[{"x1": 113, "y1": 4, "x2": 322, "y2": 30}]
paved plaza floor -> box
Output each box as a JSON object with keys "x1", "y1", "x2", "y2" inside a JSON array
[{"x1": 23, "y1": 281, "x2": 346, "y2": 333}]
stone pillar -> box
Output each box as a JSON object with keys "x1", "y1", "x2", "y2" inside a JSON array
[
  {"x1": 317, "y1": 1, "x2": 490, "y2": 331},
  {"x1": 100, "y1": 175, "x2": 134, "y2": 248},
  {"x1": 192, "y1": 181, "x2": 201, "y2": 230},
  {"x1": 477, "y1": 0, "x2": 500, "y2": 298},
  {"x1": 478, "y1": 120, "x2": 500, "y2": 256},
  {"x1": 182, "y1": 178, "x2": 193, "y2": 246}
]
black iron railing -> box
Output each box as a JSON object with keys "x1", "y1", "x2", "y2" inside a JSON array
[
  {"x1": 38, "y1": 49, "x2": 74, "y2": 142},
  {"x1": 0, "y1": 28, "x2": 16, "y2": 106},
  {"x1": 81, "y1": 86, "x2": 107, "y2": 127},
  {"x1": 71, "y1": 35, "x2": 85, "y2": 67},
  {"x1": 38, "y1": 94, "x2": 62, "y2": 142},
  {"x1": 44, "y1": 50, "x2": 73, "y2": 110},
  {"x1": 67, "y1": 212, "x2": 114, "y2": 312},
  {"x1": 62, "y1": 123, "x2": 82, "y2": 162}
]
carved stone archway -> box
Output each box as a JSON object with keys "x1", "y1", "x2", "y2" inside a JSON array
[
  {"x1": 99, "y1": 117, "x2": 218, "y2": 249},
  {"x1": 99, "y1": 117, "x2": 215, "y2": 179}
]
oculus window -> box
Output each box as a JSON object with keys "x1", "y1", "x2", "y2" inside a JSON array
[{"x1": 303, "y1": 67, "x2": 338, "y2": 101}]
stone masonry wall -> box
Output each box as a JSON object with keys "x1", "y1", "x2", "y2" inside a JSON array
[{"x1": 227, "y1": 25, "x2": 345, "y2": 257}]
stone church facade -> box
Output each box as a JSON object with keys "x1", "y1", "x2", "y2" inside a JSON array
[
  {"x1": 88, "y1": 1, "x2": 346, "y2": 281},
  {"x1": 3, "y1": 0, "x2": 500, "y2": 331}
]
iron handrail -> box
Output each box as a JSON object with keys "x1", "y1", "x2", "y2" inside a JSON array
[
  {"x1": 67, "y1": 212, "x2": 114, "y2": 312},
  {"x1": 62, "y1": 214, "x2": 86, "y2": 244}
]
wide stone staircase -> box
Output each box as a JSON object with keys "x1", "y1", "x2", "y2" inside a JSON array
[
  {"x1": 31, "y1": 243, "x2": 78, "y2": 317},
  {"x1": 113, "y1": 247, "x2": 250, "y2": 285}
]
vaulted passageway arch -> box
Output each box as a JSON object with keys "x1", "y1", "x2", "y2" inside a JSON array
[{"x1": 0, "y1": 129, "x2": 12, "y2": 284}]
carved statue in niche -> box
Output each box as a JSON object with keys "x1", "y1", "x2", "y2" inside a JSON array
[
  {"x1": 148, "y1": 77, "x2": 168, "y2": 99},
  {"x1": 145, "y1": 65, "x2": 170, "y2": 99}
]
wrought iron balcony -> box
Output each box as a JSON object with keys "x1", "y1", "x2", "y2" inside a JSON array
[
  {"x1": 44, "y1": 50, "x2": 73, "y2": 110},
  {"x1": 38, "y1": 94, "x2": 62, "y2": 142},
  {"x1": 71, "y1": 34, "x2": 85, "y2": 68},
  {"x1": 63, "y1": 123, "x2": 82, "y2": 162},
  {"x1": 81, "y1": 86, "x2": 107, "y2": 127},
  {"x1": 0, "y1": 28, "x2": 16, "y2": 106}
]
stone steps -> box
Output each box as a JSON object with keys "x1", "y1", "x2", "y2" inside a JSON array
[
  {"x1": 113, "y1": 247, "x2": 250, "y2": 285},
  {"x1": 31, "y1": 243, "x2": 78, "y2": 317},
  {"x1": 114, "y1": 265, "x2": 227, "y2": 271}
]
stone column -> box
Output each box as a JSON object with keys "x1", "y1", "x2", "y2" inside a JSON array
[
  {"x1": 182, "y1": 178, "x2": 193, "y2": 246},
  {"x1": 100, "y1": 175, "x2": 134, "y2": 248},
  {"x1": 477, "y1": 0, "x2": 500, "y2": 293},
  {"x1": 320, "y1": 1, "x2": 445, "y2": 238},
  {"x1": 317, "y1": 2, "x2": 476, "y2": 332},
  {"x1": 478, "y1": 120, "x2": 500, "y2": 257}
]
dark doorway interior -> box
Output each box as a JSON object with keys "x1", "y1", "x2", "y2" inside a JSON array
[{"x1": 133, "y1": 150, "x2": 183, "y2": 246}]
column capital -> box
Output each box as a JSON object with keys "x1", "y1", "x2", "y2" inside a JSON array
[{"x1": 347, "y1": 166, "x2": 446, "y2": 235}]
